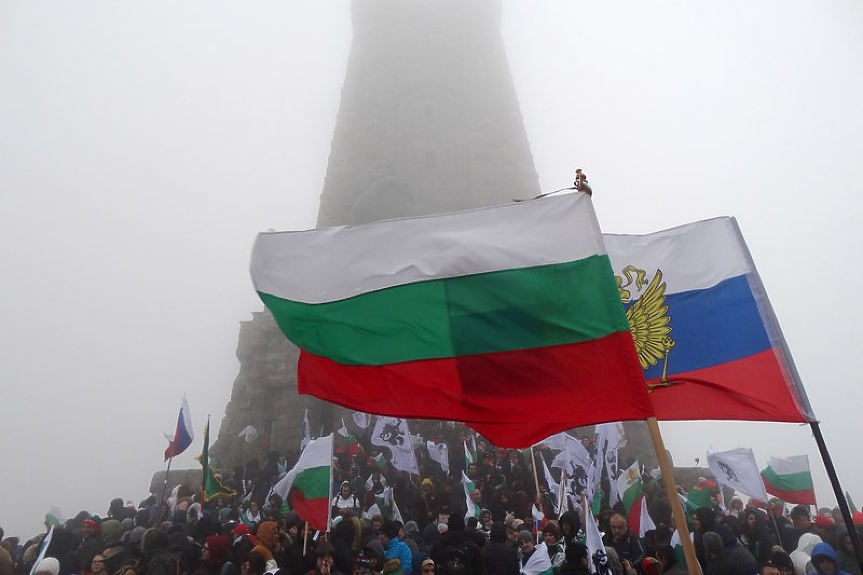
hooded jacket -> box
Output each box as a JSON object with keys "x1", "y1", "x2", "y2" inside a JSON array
[
  {"x1": 791, "y1": 533, "x2": 823, "y2": 575},
  {"x1": 811, "y1": 543, "x2": 852, "y2": 575}
]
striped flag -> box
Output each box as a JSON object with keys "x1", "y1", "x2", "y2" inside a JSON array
[
  {"x1": 761, "y1": 455, "x2": 816, "y2": 505},
  {"x1": 164, "y1": 395, "x2": 194, "y2": 461},
  {"x1": 250, "y1": 193, "x2": 653, "y2": 448}
]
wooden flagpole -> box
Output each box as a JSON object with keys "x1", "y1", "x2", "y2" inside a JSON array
[
  {"x1": 530, "y1": 446, "x2": 542, "y2": 543},
  {"x1": 646, "y1": 417, "x2": 701, "y2": 575}
]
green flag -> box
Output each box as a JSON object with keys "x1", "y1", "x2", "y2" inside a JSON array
[{"x1": 201, "y1": 417, "x2": 234, "y2": 502}]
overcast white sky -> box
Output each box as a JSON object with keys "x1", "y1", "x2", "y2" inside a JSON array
[{"x1": 2, "y1": 1, "x2": 862, "y2": 539}]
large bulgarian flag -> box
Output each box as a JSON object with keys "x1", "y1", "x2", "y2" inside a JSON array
[
  {"x1": 251, "y1": 193, "x2": 653, "y2": 448},
  {"x1": 269, "y1": 434, "x2": 333, "y2": 531},
  {"x1": 761, "y1": 455, "x2": 816, "y2": 505}
]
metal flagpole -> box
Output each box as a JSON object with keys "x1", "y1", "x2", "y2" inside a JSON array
[
  {"x1": 646, "y1": 417, "x2": 701, "y2": 575},
  {"x1": 810, "y1": 421, "x2": 863, "y2": 575}
]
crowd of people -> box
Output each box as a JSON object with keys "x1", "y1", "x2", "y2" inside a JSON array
[{"x1": 3, "y1": 421, "x2": 862, "y2": 575}]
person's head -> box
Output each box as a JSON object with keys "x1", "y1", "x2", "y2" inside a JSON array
[
  {"x1": 656, "y1": 545, "x2": 677, "y2": 570},
  {"x1": 353, "y1": 556, "x2": 373, "y2": 575},
  {"x1": 565, "y1": 543, "x2": 589, "y2": 568},
  {"x1": 422, "y1": 479, "x2": 434, "y2": 494},
  {"x1": 467, "y1": 463, "x2": 477, "y2": 478},
  {"x1": 813, "y1": 515, "x2": 834, "y2": 537},
  {"x1": 790, "y1": 506, "x2": 811, "y2": 531},
  {"x1": 204, "y1": 535, "x2": 230, "y2": 565},
  {"x1": 379, "y1": 521, "x2": 399, "y2": 545},
  {"x1": 770, "y1": 551, "x2": 794, "y2": 575},
  {"x1": 470, "y1": 489, "x2": 482, "y2": 504},
  {"x1": 760, "y1": 562, "x2": 780, "y2": 575},
  {"x1": 421, "y1": 558, "x2": 435, "y2": 575},
  {"x1": 609, "y1": 513, "x2": 629, "y2": 541},
  {"x1": 642, "y1": 557, "x2": 662, "y2": 575},
  {"x1": 517, "y1": 530, "x2": 534, "y2": 554},
  {"x1": 542, "y1": 522, "x2": 560, "y2": 546},
  {"x1": 316, "y1": 544, "x2": 335, "y2": 570},
  {"x1": 811, "y1": 543, "x2": 840, "y2": 575},
  {"x1": 703, "y1": 532, "x2": 724, "y2": 559},
  {"x1": 90, "y1": 555, "x2": 106, "y2": 575},
  {"x1": 248, "y1": 500, "x2": 259, "y2": 514},
  {"x1": 243, "y1": 551, "x2": 267, "y2": 575},
  {"x1": 340, "y1": 482, "x2": 352, "y2": 497},
  {"x1": 34, "y1": 558, "x2": 59, "y2": 575},
  {"x1": 82, "y1": 517, "x2": 98, "y2": 538},
  {"x1": 506, "y1": 525, "x2": 518, "y2": 544}
]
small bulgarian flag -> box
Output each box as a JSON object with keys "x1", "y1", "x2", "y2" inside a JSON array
[
  {"x1": 761, "y1": 455, "x2": 816, "y2": 505},
  {"x1": 337, "y1": 419, "x2": 362, "y2": 457},
  {"x1": 616, "y1": 460, "x2": 644, "y2": 533},
  {"x1": 270, "y1": 434, "x2": 333, "y2": 531}
]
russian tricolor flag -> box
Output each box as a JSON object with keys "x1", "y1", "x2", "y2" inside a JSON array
[
  {"x1": 604, "y1": 217, "x2": 815, "y2": 424},
  {"x1": 164, "y1": 395, "x2": 194, "y2": 461}
]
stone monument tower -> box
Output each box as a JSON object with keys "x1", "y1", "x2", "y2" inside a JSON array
[{"x1": 211, "y1": 0, "x2": 653, "y2": 468}]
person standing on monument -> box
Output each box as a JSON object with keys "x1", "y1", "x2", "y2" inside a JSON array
[{"x1": 573, "y1": 169, "x2": 592, "y2": 197}]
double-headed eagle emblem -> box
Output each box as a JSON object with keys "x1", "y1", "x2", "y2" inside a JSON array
[{"x1": 616, "y1": 265, "x2": 677, "y2": 392}]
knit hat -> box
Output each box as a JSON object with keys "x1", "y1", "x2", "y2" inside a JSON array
[{"x1": 232, "y1": 523, "x2": 250, "y2": 536}]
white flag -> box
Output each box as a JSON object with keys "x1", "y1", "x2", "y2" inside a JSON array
[
  {"x1": 427, "y1": 441, "x2": 450, "y2": 474},
  {"x1": 539, "y1": 455, "x2": 560, "y2": 515},
  {"x1": 353, "y1": 411, "x2": 371, "y2": 430},
  {"x1": 388, "y1": 487, "x2": 404, "y2": 524},
  {"x1": 707, "y1": 447, "x2": 768, "y2": 501},
  {"x1": 639, "y1": 495, "x2": 656, "y2": 537},
  {"x1": 371, "y1": 416, "x2": 418, "y2": 474},
  {"x1": 551, "y1": 434, "x2": 592, "y2": 475},
  {"x1": 338, "y1": 418, "x2": 349, "y2": 437},
  {"x1": 584, "y1": 507, "x2": 604, "y2": 574},
  {"x1": 301, "y1": 409, "x2": 312, "y2": 451},
  {"x1": 531, "y1": 503, "x2": 545, "y2": 521}
]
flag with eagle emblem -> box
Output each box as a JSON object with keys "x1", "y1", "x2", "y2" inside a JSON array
[{"x1": 604, "y1": 217, "x2": 815, "y2": 423}]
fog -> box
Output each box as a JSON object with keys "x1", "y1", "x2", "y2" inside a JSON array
[{"x1": 2, "y1": 1, "x2": 862, "y2": 539}]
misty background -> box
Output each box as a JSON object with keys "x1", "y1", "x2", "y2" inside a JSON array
[{"x1": 2, "y1": 1, "x2": 862, "y2": 539}]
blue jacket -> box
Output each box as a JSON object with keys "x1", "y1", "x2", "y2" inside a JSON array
[{"x1": 384, "y1": 537, "x2": 414, "y2": 575}]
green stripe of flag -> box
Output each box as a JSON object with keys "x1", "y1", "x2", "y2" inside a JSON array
[
  {"x1": 762, "y1": 467, "x2": 813, "y2": 492},
  {"x1": 292, "y1": 466, "x2": 331, "y2": 500},
  {"x1": 260, "y1": 255, "x2": 628, "y2": 366}
]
